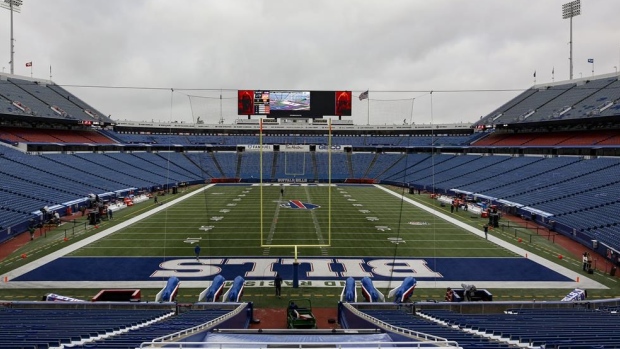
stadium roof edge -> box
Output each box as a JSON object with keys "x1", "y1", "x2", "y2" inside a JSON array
[
  {"x1": 0, "y1": 72, "x2": 53, "y2": 85},
  {"x1": 532, "y1": 71, "x2": 619, "y2": 89}
]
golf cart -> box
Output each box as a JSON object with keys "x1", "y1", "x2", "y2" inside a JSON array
[{"x1": 286, "y1": 299, "x2": 317, "y2": 329}]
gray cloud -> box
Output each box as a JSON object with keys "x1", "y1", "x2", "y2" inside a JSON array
[{"x1": 1, "y1": 0, "x2": 619, "y2": 125}]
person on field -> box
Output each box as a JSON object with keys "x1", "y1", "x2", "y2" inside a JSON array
[
  {"x1": 274, "y1": 273, "x2": 283, "y2": 298},
  {"x1": 582, "y1": 252, "x2": 588, "y2": 271},
  {"x1": 445, "y1": 287, "x2": 454, "y2": 302}
]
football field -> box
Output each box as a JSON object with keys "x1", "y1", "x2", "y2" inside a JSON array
[
  {"x1": 68, "y1": 184, "x2": 511, "y2": 258},
  {"x1": 1, "y1": 184, "x2": 613, "y2": 304}
]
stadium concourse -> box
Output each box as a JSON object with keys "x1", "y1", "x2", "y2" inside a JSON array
[{"x1": 2, "y1": 71, "x2": 620, "y2": 348}]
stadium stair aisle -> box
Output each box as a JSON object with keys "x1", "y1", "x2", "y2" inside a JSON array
[
  {"x1": 418, "y1": 307, "x2": 620, "y2": 348},
  {"x1": 357, "y1": 309, "x2": 512, "y2": 349},
  {"x1": 0, "y1": 307, "x2": 173, "y2": 349},
  {"x1": 70, "y1": 309, "x2": 231, "y2": 349}
]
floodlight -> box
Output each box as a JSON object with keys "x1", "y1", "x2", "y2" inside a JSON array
[
  {"x1": 562, "y1": 0, "x2": 580, "y2": 19},
  {"x1": 1, "y1": 0, "x2": 23, "y2": 75},
  {"x1": 562, "y1": 0, "x2": 581, "y2": 80}
]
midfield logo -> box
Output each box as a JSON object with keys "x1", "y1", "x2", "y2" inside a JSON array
[{"x1": 280, "y1": 200, "x2": 320, "y2": 210}]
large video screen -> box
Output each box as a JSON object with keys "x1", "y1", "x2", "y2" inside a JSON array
[
  {"x1": 237, "y1": 90, "x2": 351, "y2": 117},
  {"x1": 270, "y1": 91, "x2": 310, "y2": 111}
]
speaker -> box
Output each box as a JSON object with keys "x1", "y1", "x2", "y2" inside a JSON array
[
  {"x1": 88, "y1": 212, "x2": 99, "y2": 225},
  {"x1": 491, "y1": 214, "x2": 499, "y2": 228}
]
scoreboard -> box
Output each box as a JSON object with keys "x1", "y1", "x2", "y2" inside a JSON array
[
  {"x1": 253, "y1": 91, "x2": 270, "y2": 115},
  {"x1": 238, "y1": 90, "x2": 352, "y2": 118}
]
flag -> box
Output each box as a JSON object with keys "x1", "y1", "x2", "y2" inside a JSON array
[
  {"x1": 358, "y1": 90, "x2": 369, "y2": 101},
  {"x1": 588, "y1": 58, "x2": 594, "y2": 63},
  {"x1": 533, "y1": 71, "x2": 536, "y2": 78},
  {"x1": 25, "y1": 62, "x2": 32, "y2": 67}
]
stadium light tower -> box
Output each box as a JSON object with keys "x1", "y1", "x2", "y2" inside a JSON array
[
  {"x1": 1, "y1": 0, "x2": 23, "y2": 75},
  {"x1": 562, "y1": 0, "x2": 580, "y2": 80}
]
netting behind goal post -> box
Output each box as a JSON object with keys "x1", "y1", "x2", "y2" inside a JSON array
[
  {"x1": 351, "y1": 91, "x2": 418, "y2": 125},
  {"x1": 186, "y1": 90, "x2": 238, "y2": 124},
  {"x1": 368, "y1": 98, "x2": 416, "y2": 125}
]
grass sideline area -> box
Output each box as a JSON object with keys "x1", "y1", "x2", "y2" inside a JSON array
[{"x1": 0, "y1": 184, "x2": 618, "y2": 308}]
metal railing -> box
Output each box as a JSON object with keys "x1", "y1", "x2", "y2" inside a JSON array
[
  {"x1": 341, "y1": 302, "x2": 459, "y2": 347},
  {"x1": 149, "y1": 303, "x2": 248, "y2": 343}
]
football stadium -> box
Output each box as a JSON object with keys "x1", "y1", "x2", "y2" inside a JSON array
[{"x1": 2, "y1": 1, "x2": 620, "y2": 348}]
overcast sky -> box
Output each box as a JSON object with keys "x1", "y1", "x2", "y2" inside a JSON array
[{"x1": 1, "y1": 0, "x2": 619, "y2": 126}]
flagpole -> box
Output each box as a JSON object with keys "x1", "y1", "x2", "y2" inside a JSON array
[
  {"x1": 49, "y1": 65, "x2": 52, "y2": 81},
  {"x1": 9, "y1": 0, "x2": 14, "y2": 75},
  {"x1": 366, "y1": 89, "x2": 370, "y2": 125}
]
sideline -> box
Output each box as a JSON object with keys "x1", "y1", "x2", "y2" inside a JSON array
[
  {"x1": 6, "y1": 184, "x2": 215, "y2": 281},
  {"x1": 374, "y1": 185, "x2": 607, "y2": 290}
]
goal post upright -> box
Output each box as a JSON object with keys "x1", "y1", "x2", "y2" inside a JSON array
[
  {"x1": 328, "y1": 117, "x2": 332, "y2": 246},
  {"x1": 259, "y1": 118, "x2": 263, "y2": 245}
]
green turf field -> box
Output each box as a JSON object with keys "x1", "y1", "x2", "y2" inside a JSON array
[
  {"x1": 68, "y1": 184, "x2": 509, "y2": 259},
  {"x1": 1, "y1": 184, "x2": 619, "y2": 306}
]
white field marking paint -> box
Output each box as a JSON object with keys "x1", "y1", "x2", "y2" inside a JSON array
[
  {"x1": 184, "y1": 237, "x2": 202, "y2": 244},
  {"x1": 388, "y1": 237, "x2": 405, "y2": 244}
]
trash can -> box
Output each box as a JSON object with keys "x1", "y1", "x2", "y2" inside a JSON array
[{"x1": 611, "y1": 266, "x2": 617, "y2": 277}]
